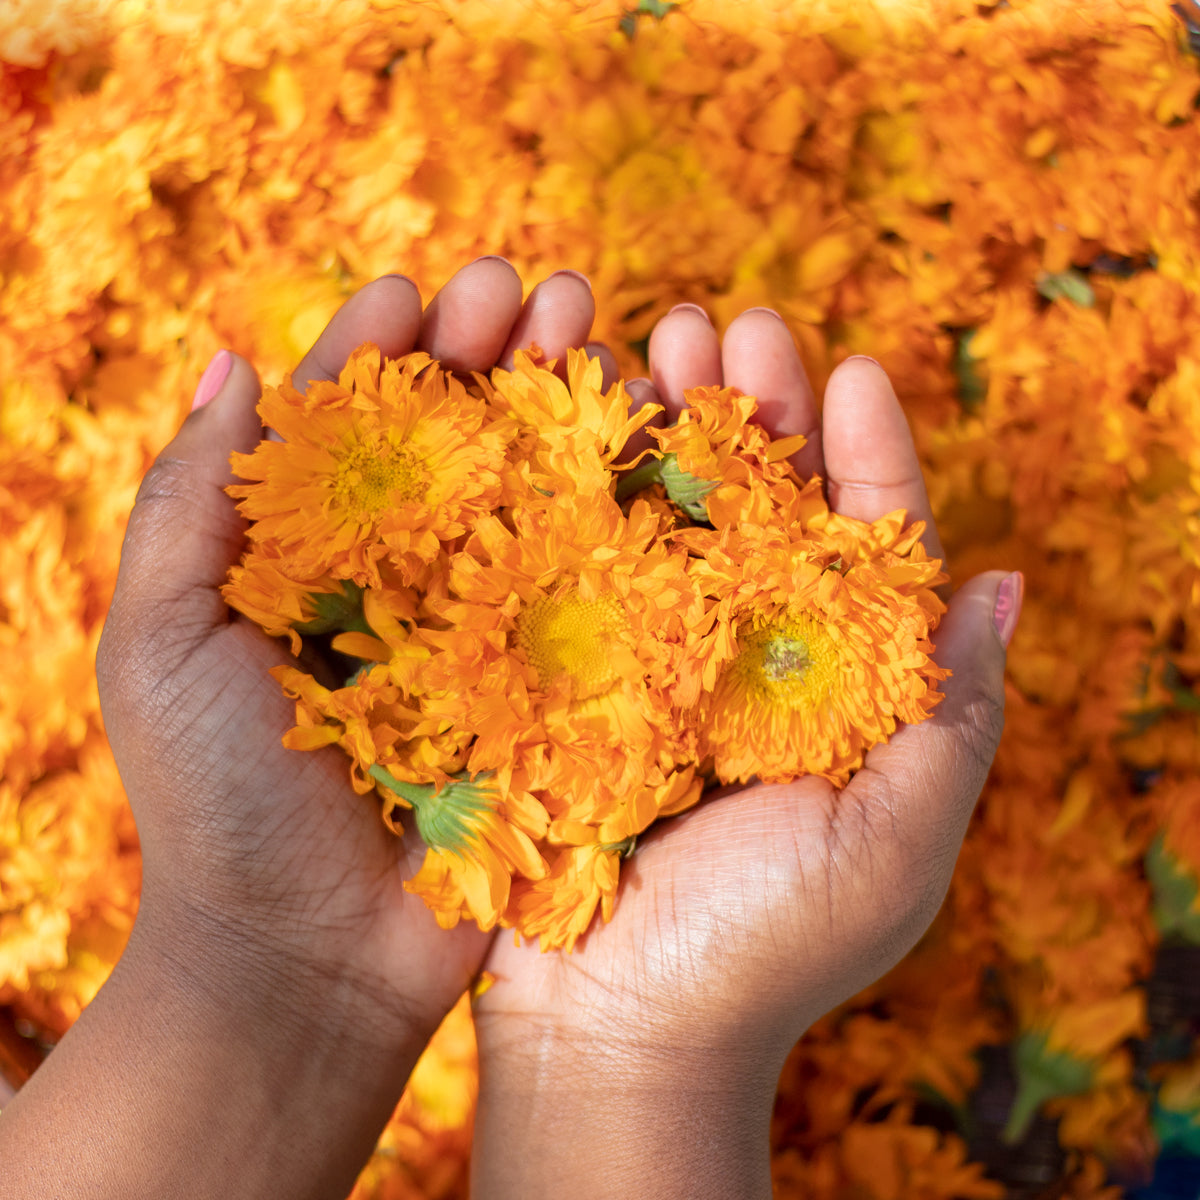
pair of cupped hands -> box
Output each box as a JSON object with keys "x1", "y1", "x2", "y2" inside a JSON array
[{"x1": 0, "y1": 259, "x2": 1015, "y2": 1200}]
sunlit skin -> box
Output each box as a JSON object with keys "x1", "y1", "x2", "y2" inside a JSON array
[
  {"x1": 471, "y1": 296, "x2": 1010, "y2": 1199},
  {"x1": 0, "y1": 262, "x2": 1013, "y2": 1200}
]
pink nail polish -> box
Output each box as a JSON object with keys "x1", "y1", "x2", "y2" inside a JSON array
[
  {"x1": 667, "y1": 303, "x2": 712, "y2": 325},
  {"x1": 992, "y1": 571, "x2": 1024, "y2": 648},
  {"x1": 191, "y1": 350, "x2": 232, "y2": 412}
]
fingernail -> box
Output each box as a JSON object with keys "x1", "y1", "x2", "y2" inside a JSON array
[
  {"x1": 191, "y1": 350, "x2": 232, "y2": 412},
  {"x1": 842, "y1": 354, "x2": 883, "y2": 369},
  {"x1": 379, "y1": 273, "x2": 418, "y2": 290},
  {"x1": 472, "y1": 255, "x2": 514, "y2": 268},
  {"x1": 740, "y1": 306, "x2": 784, "y2": 321},
  {"x1": 548, "y1": 268, "x2": 592, "y2": 291},
  {"x1": 992, "y1": 571, "x2": 1024, "y2": 648},
  {"x1": 667, "y1": 303, "x2": 711, "y2": 325}
]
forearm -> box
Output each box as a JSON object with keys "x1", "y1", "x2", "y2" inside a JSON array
[
  {"x1": 0, "y1": 919, "x2": 421, "y2": 1200},
  {"x1": 471, "y1": 1022, "x2": 780, "y2": 1200}
]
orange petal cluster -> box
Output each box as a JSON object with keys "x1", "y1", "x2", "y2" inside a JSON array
[
  {"x1": 6, "y1": 1, "x2": 1200, "y2": 1193},
  {"x1": 224, "y1": 342, "x2": 945, "y2": 950}
]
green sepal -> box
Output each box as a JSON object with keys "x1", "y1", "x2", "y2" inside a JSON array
[
  {"x1": 600, "y1": 835, "x2": 638, "y2": 859},
  {"x1": 1003, "y1": 1032, "x2": 1094, "y2": 1144},
  {"x1": 1036, "y1": 269, "x2": 1095, "y2": 307},
  {"x1": 660, "y1": 452, "x2": 718, "y2": 521},
  {"x1": 368, "y1": 764, "x2": 494, "y2": 853},
  {"x1": 296, "y1": 581, "x2": 374, "y2": 637},
  {"x1": 1146, "y1": 834, "x2": 1200, "y2": 944}
]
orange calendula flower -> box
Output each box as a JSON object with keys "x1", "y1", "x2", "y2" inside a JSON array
[
  {"x1": 482, "y1": 346, "x2": 660, "y2": 498},
  {"x1": 647, "y1": 383, "x2": 807, "y2": 526},
  {"x1": 227, "y1": 344, "x2": 510, "y2": 587},
  {"x1": 415, "y1": 488, "x2": 702, "y2": 798},
  {"x1": 369, "y1": 767, "x2": 549, "y2": 932},
  {"x1": 510, "y1": 841, "x2": 624, "y2": 954},
  {"x1": 223, "y1": 555, "x2": 368, "y2": 655},
  {"x1": 684, "y1": 508, "x2": 946, "y2": 786}
]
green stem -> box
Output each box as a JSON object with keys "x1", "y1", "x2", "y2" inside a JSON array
[
  {"x1": 1002, "y1": 1074, "x2": 1055, "y2": 1144},
  {"x1": 367, "y1": 763, "x2": 432, "y2": 808},
  {"x1": 614, "y1": 458, "x2": 663, "y2": 502}
]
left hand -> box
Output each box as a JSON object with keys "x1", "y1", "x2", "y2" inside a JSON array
[{"x1": 0, "y1": 260, "x2": 600, "y2": 1200}]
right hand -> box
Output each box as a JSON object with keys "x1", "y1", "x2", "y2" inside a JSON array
[{"x1": 469, "y1": 305, "x2": 1019, "y2": 1200}]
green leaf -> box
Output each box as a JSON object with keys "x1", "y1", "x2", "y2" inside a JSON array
[
  {"x1": 954, "y1": 330, "x2": 987, "y2": 413},
  {"x1": 1163, "y1": 660, "x2": 1200, "y2": 714},
  {"x1": 1036, "y1": 269, "x2": 1095, "y2": 307},
  {"x1": 1146, "y1": 834, "x2": 1200, "y2": 944},
  {"x1": 620, "y1": 0, "x2": 678, "y2": 37},
  {"x1": 1003, "y1": 1032, "x2": 1094, "y2": 1143},
  {"x1": 1153, "y1": 1100, "x2": 1200, "y2": 1156}
]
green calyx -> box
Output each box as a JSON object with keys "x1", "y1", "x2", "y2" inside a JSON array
[
  {"x1": 614, "y1": 451, "x2": 718, "y2": 522},
  {"x1": 660, "y1": 453, "x2": 718, "y2": 520},
  {"x1": 1003, "y1": 1031, "x2": 1094, "y2": 1144},
  {"x1": 296, "y1": 580, "x2": 374, "y2": 636},
  {"x1": 367, "y1": 764, "x2": 494, "y2": 853}
]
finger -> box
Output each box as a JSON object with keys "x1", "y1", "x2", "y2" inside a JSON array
[
  {"x1": 822, "y1": 356, "x2": 946, "y2": 565},
  {"x1": 621, "y1": 377, "x2": 665, "y2": 462},
  {"x1": 850, "y1": 569, "x2": 1020, "y2": 882},
  {"x1": 499, "y1": 270, "x2": 595, "y2": 373},
  {"x1": 721, "y1": 307, "x2": 822, "y2": 480},
  {"x1": 585, "y1": 341, "x2": 620, "y2": 391},
  {"x1": 647, "y1": 304, "x2": 723, "y2": 422},
  {"x1": 101, "y1": 352, "x2": 263, "y2": 658},
  {"x1": 291, "y1": 275, "x2": 422, "y2": 395},
  {"x1": 419, "y1": 256, "x2": 524, "y2": 373}
]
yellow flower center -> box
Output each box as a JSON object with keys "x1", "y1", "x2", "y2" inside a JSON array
[
  {"x1": 515, "y1": 590, "x2": 631, "y2": 698},
  {"x1": 334, "y1": 440, "x2": 428, "y2": 514},
  {"x1": 729, "y1": 612, "x2": 839, "y2": 712}
]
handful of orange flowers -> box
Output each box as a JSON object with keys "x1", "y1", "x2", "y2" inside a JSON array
[{"x1": 222, "y1": 343, "x2": 947, "y2": 950}]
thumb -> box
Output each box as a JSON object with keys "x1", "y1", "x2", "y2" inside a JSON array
[
  {"x1": 856, "y1": 569, "x2": 1023, "y2": 849},
  {"x1": 101, "y1": 351, "x2": 263, "y2": 662}
]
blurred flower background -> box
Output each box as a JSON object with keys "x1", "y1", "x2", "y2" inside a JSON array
[{"x1": 2, "y1": 0, "x2": 1200, "y2": 1194}]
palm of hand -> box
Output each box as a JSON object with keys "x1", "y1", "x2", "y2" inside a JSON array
[
  {"x1": 476, "y1": 311, "x2": 1007, "y2": 1067},
  {"x1": 98, "y1": 262, "x2": 602, "y2": 1045}
]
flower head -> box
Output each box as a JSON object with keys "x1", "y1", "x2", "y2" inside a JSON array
[
  {"x1": 228, "y1": 344, "x2": 510, "y2": 587},
  {"x1": 683, "y1": 504, "x2": 946, "y2": 785},
  {"x1": 370, "y1": 768, "x2": 548, "y2": 932}
]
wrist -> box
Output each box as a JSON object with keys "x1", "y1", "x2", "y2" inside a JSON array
[
  {"x1": 0, "y1": 910, "x2": 420, "y2": 1200},
  {"x1": 132, "y1": 875, "x2": 434, "y2": 1071},
  {"x1": 471, "y1": 1016, "x2": 781, "y2": 1200}
]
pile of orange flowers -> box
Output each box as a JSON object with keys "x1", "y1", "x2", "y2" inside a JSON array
[
  {"x1": 223, "y1": 342, "x2": 944, "y2": 948},
  {"x1": 4, "y1": 0, "x2": 1200, "y2": 1195}
]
